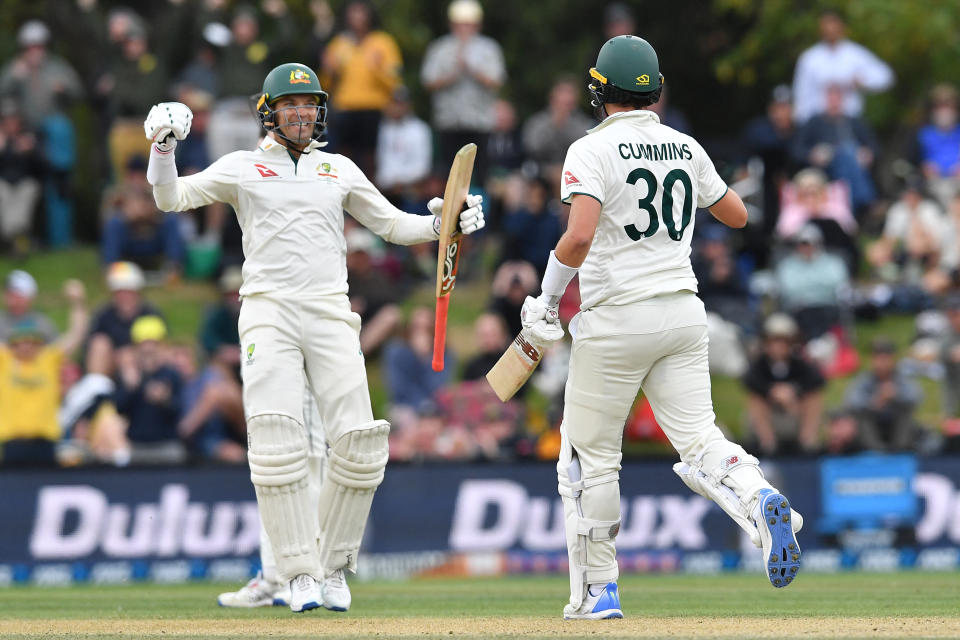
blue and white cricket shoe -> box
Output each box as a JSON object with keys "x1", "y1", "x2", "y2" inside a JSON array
[
  {"x1": 217, "y1": 572, "x2": 285, "y2": 608},
  {"x1": 755, "y1": 489, "x2": 801, "y2": 588},
  {"x1": 289, "y1": 574, "x2": 322, "y2": 613},
  {"x1": 321, "y1": 569, "x2": 351, "y2": 612},
  {"x1": 563, "y1": 583, "x2": 624, "y2": 620}
]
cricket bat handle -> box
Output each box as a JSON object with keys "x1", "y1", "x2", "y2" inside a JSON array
[{"x1": 432, "y1": 295, "x2": 450, "y2": 371}]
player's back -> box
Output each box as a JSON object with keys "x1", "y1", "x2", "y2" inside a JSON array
[{"x1": 560, "y1": 110, "x2": 728, "y2": 310}]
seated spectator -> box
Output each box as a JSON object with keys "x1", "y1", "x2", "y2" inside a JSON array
[
  {"x1": 114, "y1": 316, "x2": 187, "y2": 465},
  {"x1": 488, "y1": 260, "x2": 538, "y2": 338},
  {"x1": 792, "y1": 84, "x2": 878, "y2": 214},
  {"x1": 842, "y1": 338, "x2": 926, "y2": 452},
  {"x1": 0, "y1": 280, "x2": 88, "y2": 467},
  {"x1": 346, "y1": 227, "x2": 403, "y2": 356},
  {"x1": 822, "y1": 408, "x2": 867, "y2": 456},
  {"x1": 742, "y1": 313, "x2": 825, "y2": 456},
  {"x1": 692, "y1": 224, "x2": 753, "y2": 333},
  {"x1": 929, "y1": 190, "x2": 960, "y2": 294},
  {"x1": 742, "y1": 85, "x2": 797, "y2": 239},
  {"x1": 487, "y1": 99, "x2": 524, "y2": 178},
  {"x1": 916, "y1": 83, "x2": 960, "y2": 210},
  {"x1": 435, "y1": 380, "x2": 523, "y2": 460},
  {"x1": 101, "y1": 185, "x2": 186, "y2": 281},
  {"x1": 0, "y1": 270, "x2": 57, "y2": 343},
  {"x1": 501, "y1": 176, "x2": 562, "y2": 276},
  {"x1": 775, "y1": 224, "x2": 849, "y2": 340},
  {"x1": 867, "y1": 176, "x2": 945, "y2": 293},
  {"x1": 777, "y1": 168, "x2": 858, "y2": 272},
  {"x1": 521, "y1": 76, "x2": 593, "y2": 175},
  {"x1": 85, "y1": 261, "x2": 162, "y2": 376},
  {"x1": 177, "y1": 267, "x2": 246, "y2": 462},
  {"x1": 940, "y1": 294, "x2": 960, "y2": 428},
  {"x1": 0, "y1": 100, "x2": 43, "y2": 256},
  {"x1": 462, "y1": 312, "x2": 510, "y2": 381},
  {"x1": 375, "y1": 86, "x2": 432, "y2": 208}
]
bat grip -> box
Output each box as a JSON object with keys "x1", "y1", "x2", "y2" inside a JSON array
[{"x1": 432, "y1": 295, "x2": 449, "y2": 371}]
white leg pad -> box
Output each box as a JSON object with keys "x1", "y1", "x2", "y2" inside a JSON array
[
  {"x1": 558, "y1": 456, "x2": 620, "y2": 610},
  {"x1": 247, "y1": 414, "x2": 321, "y2": 581},
  {"x1": 673, "y1": 441, "x2": 772, "y2": 547},
  {"x1": 317, "y1": 420, "x2": 390, "y2": 574}
]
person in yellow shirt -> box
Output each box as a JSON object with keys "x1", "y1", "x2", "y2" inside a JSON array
[
  {"x1": 321, "y1": 0, "x2": 402, "y2": 175},
  {"x1": 0, "y1": 279, "x2": 88, "y2": 467}
]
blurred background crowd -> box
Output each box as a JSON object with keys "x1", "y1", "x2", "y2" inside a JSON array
[{"x1": 1, "y1": 0, "x2": 959, "y2": 469}]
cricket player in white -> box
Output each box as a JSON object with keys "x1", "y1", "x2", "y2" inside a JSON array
[
  {"x1": 143, "y1": 63, "x2": 484, "y2": 613},
  {"x1": 520, "y1": 37, "x2": 803, "y2": 619}
]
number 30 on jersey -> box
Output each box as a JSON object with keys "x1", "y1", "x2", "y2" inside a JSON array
[{"x1": 624, "y1": 168, "x2": 693, "y2": 242}]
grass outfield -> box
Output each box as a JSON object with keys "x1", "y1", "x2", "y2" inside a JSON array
[{"x1": 0, "y1": 573, "x2": 958, "y2": 639}]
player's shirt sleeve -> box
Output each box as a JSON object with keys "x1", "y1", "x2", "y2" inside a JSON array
[
  {"x1": 341, "y1": 156, "x2": 437, "y2": 246},
  {"x1": 690, "y1": 139, "x2": 728, "y2": 209},
  {"x1": 153, "y1": 154, "x2": 239, "y2": 212},
  {"x1": 560, "y1": 138, "x2": 605, "y2": 205}
]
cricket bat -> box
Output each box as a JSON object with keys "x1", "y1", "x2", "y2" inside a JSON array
[
  {"x1": 432, "y1": 143, "x2": 477, "y2": 372},
  {"x1": 486, "y1": 330, "x2": 543, "y2": 402}
]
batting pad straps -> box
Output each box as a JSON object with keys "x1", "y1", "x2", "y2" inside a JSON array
[
  {"x1": 147, "y1": 143, "x2": 178, "y2": 186},
  {"x1": 540, "y1": 251, "x2": 578, "y2": 307}
]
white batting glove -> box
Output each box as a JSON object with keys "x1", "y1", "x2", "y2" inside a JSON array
[
  {"x1": 524, "y1": 319, "x2": 565, "y2": 349},
  {"x1": 520, "y1": 294, "x2": 558, "y2": 329},
  {"x1": 144, "y1": 102, "x2": 193, "y2": 152},
  {"x1": 427, "y1": 194, "x2": 486, "y2": 235}
]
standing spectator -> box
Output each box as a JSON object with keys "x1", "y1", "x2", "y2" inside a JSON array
[
  {"x1": 114, "y1": 315, "x2": 186, "y2": 464},
  {"x1": 0, "y1": 280, "x2": 87, "y2": 468},
  {"x1": 791, "y1": 9, "x2": 894, "y2": 124},
  {"x1": 501, "y1": 176, "x2": 563, "y2": 276},
  {"x1": 0, "y1": 101, "x2": 43, "y2": 255},
  {"x1": 742, "y1": 313, "x2": 825, "y2": 456},
  {"x1": 774, "y1": 224, "x2": 849, "y2": 340},
  {"x1": 421, "y1": 0, "x2": 506, "y2": 184},
  {"x1": 101, "y1": 185, "x2": 186, "y2": 279},
  {"x1": 305, "y1": 0, "x2": 336, "y2": 69},
  {"x1": 85, "y1": 261, "x2": 162, "y2": 376},
  {"x1": 522, "y1": 77, "x2": 593, "y2": 174},
  {"x1": 487, "y1": 99, "x2": 524, "y2": 176},
  {"x1": 916, "y1": 84, "x2": 960, "y2": 210},
  {"x1": 843, "y1": 338, "x2": 924, "y2": 452},
  {"x1": 462, "y1": 312, "x2": 510, "y2": 381},
  {"x1": 375, "y1": 87, "x2": 432, "y2": 206},
  {"x1": 322, "y1": 0, "x2": 402, "y2": 175},
  {"x1": 939, "y1": 294, "x2": 960, "y2": 422},
  {"x1": 792, "y1": 84, "x2": 878, "y2": 215},
  {"x1": 0, "y1": 271, "x2": 57, "y2": 344}
]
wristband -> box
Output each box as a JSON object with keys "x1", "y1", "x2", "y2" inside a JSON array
[{"x1": 540, "y1": 250, "x2": 578, "y2": 306}]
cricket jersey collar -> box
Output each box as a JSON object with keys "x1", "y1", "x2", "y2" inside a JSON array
[
  {"x1": 587, "y1": 109, "x2": 660, "y2": 134},
  {"x1": 258, "y1": 134, "x2": 328, "y2": 154}
]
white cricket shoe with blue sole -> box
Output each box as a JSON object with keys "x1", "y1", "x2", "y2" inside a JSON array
[
  {"x1": 321, "y1": 569, "x2": 351, "y2": 612},
  {"x1": 272, "y1": 581, "x2": 292, "y2": 607},
  {"x1": 755, "y1": 489, "x2": 801, "y2": 588},
  {"x1": 217, "y1": 572, "x2": 284, "y2": 608},
  {"x1": 289, "y1": 574, "x2": 322, "y2": 613},
  {"x1": 563, "y1": 582, "x2": 624, "y2": 620}
]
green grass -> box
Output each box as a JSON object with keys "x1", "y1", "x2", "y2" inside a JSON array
[{"x1": 0, "y1": 573, "x2": 957, "y2": 638}]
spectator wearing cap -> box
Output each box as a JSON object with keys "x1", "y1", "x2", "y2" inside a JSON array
[
  {"x1": 421, "y1": 0, "x2": 506, "y2": 185},
  {"x1": 790, "y1": 9, "x2": 893, "y2": 124},
  {"x1": 345, "y1": 227, "x2": 403, "y2": 356},
  {"x1": 915, "y1": 84, "x2": 960, "y2": 210},
  {"x1": 940, "y1": 295, "x2": 960, "y2": 426},
  {"x1": 375, "y1": 87, "x2": 432, "y2": 207},
  {"x1": 85, "y1": 262, "x2": 162, "y2": 376},
  {"x1": 101, "y1": 184, "x2": 186, "y2": 278},
  {"x1": 742, "y1": 313, "x2": 826, "y2": 456},
  {"x1": 0, "y1": 271, "x2": 58, "y2": 344},
  {"x1": 521, "y1": 76, "x2": 593, "y2": 176},
  {"x1": 774, "y1": 223, "x2": 850, "y2": 340},
  {"x1": 0, "y1": 279, "x2": 87, "y2": 468},
  {"x1": 113, "y1": 315, "x2": 186, "y2": 465},
  {"x1": 842, "y1": 338, "x2": 926, "y2": 452},
  {"x1": 322, "y1": 0, "x2": 402, "y2": 175},
  {"x1": 0, "y1": 101, "x2": 43, "y2": 255}
]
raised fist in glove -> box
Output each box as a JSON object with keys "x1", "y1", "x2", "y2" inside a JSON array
[
  {"x1": 144, "y1": 102, "x2": 193, "y2": 152},
  {"x1": 520, "y1": 295, "x2": 564, "y2": 348},
  {"x1": 428, "y1": 194, "x2": 486, "y2": 236}
]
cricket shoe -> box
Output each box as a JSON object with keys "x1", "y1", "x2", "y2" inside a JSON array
[
  {"x1": 272, "y1": 581, "x2": 292, "y2": 607},
  {"x1": 217, "y1": 572, "x2": 284, "y2": 608},
  {"x1": 289, "y1": 574, "x2": 323, "y2": 613},
  {"x1": 321, "y1": 569, "x2": 351, "y2": 612},
  {"x1": 754, "y1": 489, "x2": 801, "y2": 588},
  {"x1": 563, "y1": 582, "x2": 624, "y2": 620}
]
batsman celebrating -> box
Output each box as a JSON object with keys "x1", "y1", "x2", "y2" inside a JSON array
[
  {"x1": 143, "y1": 63, "x2": 484, "y2": 613},
  {"x1": 520, "y1": 36, "x2": 803, "y2": 619}
]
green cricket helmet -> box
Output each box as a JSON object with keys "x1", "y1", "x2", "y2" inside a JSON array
[
  {"x1": 255, "y1": 62, "x2": 329, "y2": 145},
  {"x1": 588, "y1": 35, "x2": 664, "y2": 112}
]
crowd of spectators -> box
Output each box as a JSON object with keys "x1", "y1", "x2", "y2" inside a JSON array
[{"x1": 1, "y1": 2, "x2": 959, "y2": 469}]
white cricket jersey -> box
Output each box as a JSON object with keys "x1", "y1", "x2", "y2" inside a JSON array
[
  {"x1": 560, "y1": 110, "x2": 728, "y2": 310},
  {"x1": 153, "y1": 136, "x2": 435, "y2": 297}
]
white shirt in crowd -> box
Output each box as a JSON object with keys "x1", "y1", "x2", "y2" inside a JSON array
[
  {"x1": 791, "y1": 39, "x2": 894, "y2": 123},
  {"x1": 375, "y1": 115, "x2": 432, "y2": 190},
  {"x1": 882, "y1": 198, "x2": 946, "y2": 246}
]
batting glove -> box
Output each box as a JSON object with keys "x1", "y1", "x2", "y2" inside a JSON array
[
  {"x1": 520, "y1": 294, "x2": 559, "y2": 329},
  {"x1": 144, "y1": 102, "x2": 193, "y2": 152},
  {"x1": 427, "y1": 194, "x2": 486, "y2": 236},
  {"x1": 524, "y1": 318, "x2": 565, "y2": 349}
]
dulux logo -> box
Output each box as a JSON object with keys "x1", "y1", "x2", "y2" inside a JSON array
[
  {"x1": 915, "y1": 473, "x2": 960, "y2": 544},
  {"x1": 29, "y1": 484, "x2": 260, "y2": 559},
  {"x1": 448, "y1": 479, "x2": 712, "y2": 551}
]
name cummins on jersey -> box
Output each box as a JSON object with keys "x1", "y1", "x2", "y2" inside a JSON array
[{"x1": 560, "y1": 110, "x2": 727, "y2": 310}]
